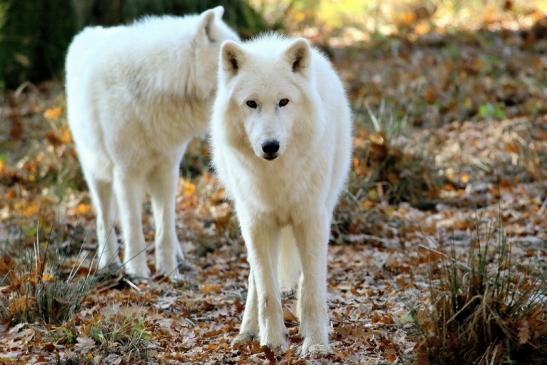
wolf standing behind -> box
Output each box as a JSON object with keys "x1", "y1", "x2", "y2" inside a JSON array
[
  {"x1": 65, "y1": 7, "x2": 239, "y2": 279},
  {"x1": 211, "y1": 34, "x2": 352, "y2": 354}
]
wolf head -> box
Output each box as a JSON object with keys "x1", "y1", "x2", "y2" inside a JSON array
[
  {"x1": 217, "y1": 35, "x2": 317, "y2": 161},
  {"x1": 193, "y1": 6, "x2": 239, "y2": 97}
]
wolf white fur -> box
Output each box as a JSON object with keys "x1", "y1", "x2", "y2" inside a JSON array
[
  {"x1": 65, "y1": 7, "x2": 239, "y2": 279},
  {"x1": 211, "y1": 34, "x2": 352, "y2": 355}
]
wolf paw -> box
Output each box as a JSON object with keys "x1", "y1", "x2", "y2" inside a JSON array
[
  {"x1": 97, "y1": 260, "x2": 122, "y2": 274},
  {"x1": 232, "y1": 332, "x2": 257, "y2": 347},
  {"x1": 155, "y1": 245, "x2": 184, "y2": 278},
  {"x1": 125, "y1": 260, "x2": 150, "y2": 280},
  {"x1": 98, "y1": 254, "x2": 122, "y2": 271},
  {"x1": 262, "y1": 343, "x2": 288, "y2": 357},
  {"x1": 260, "y1": 331, "x2": 289, "y2": 355},
  {"x1": 299, "y1": 342, "x2": 332, "y2": 357}
]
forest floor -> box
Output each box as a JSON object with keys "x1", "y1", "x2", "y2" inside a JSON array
[{"x1": 0, "y1": 11, "x2": 546, "y2": 365}]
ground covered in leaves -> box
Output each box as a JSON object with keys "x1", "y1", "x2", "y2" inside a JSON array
[{"x1": 1, "y1": 6, "x2": 546, "y2": 365}]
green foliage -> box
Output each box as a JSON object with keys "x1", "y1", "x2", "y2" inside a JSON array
[
  {"x1": 119, "y1": 0, "x2": 268, "y2": 38},
  {"x1": 53, "y1": 326, "x2": 78, "y2": 345},
  {"x1": 0, "y1": 0, "x2": 268, "y2": 90},
  {"x1": 0, "y1": 0, "x2": 77, "y2": 89},
  {"x1": 479, "y1": 103, "x2": 507, "y2": 120}
]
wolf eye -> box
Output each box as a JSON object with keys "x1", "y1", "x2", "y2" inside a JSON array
[
  {"x1": 246, "y1": 100, "x2": 258, "y2": 109},
  {"x1": 278, "y1": 98, "x2": 289, "y2": 107}
]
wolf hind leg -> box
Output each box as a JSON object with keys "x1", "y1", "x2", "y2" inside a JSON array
[
  {"x1": 147, "y1": 157, "x2": 184, "y2": 279},
  {"x1": 86, "y1": 173, "x2": 120, "y2": 270},
  {"x1": 113, "y1": 169, "x2": 149, "y2": 279}
]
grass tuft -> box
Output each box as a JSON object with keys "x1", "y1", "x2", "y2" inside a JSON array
[
  {"x1": 351, "y1": 101, "x2": 440, "y2": 206},
  {"x1": 85, "y1": 305, "x2": 151, "y2": 360},
  {"x1": 415, "y1": 216, "x2": 547, "y2": 364},
  {"x1": 0, "y1": 227, "x2": 97, "y2": 325}
]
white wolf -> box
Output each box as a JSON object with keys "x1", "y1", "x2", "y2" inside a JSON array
[
  {"x1": 210, "y1": 34, "x2": 352, "y2": 355},
  {"x1": 65, "y1": 7, "x2": 239, "y2": 279}
]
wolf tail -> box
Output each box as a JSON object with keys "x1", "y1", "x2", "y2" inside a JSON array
[{"x1": 278, "y1": 227, "x2": 301, "y2": 290}]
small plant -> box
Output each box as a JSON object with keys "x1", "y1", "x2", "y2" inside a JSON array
[
  {"x1": 478, "y1": 103, "x2": 507, "y2": 120},
  {"x1": 86, "y1": 305, "x2": 151, "y2": 360},
  {"x1": 0, "y1": 228, "x2": 97, "y2": 325},
  {"x1": 415, "y1": 217, "x2": 547, "y2": 364},
  {"x1": 350, "y1": 100, "x2": 440, "y2": 205}
]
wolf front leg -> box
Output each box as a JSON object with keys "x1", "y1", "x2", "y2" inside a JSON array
[
  {"x1": 233, "y1": 266, "x2": 259, "y2": 344},
  {"x1": 113, "y1": 169, "x2": 150, "y2": 279},
  {"x1": 240, "y1": 217, "x2": 288, "y2": 354},
  {"x1": 293, "y1": 211, "x2": 331, "y2": 355},
  {"x1": 147, "y1": 154, "x2": 185, "y2": 279}
]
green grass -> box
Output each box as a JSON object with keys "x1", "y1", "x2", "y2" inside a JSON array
[{"x1": 87, "y1": 305, "x2": 151, "y2": 360}]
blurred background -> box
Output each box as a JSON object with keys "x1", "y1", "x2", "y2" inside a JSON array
[
  {"x1": 0, "y1": 1, "x2": 546, "y2": 364},
  {"x1": 1, "y1": 0, "x2": 545, "y2": 89}
]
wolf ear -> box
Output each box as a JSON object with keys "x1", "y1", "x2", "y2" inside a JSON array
[
  {"x1": 221, "y1": 40, "x2": 245, "y2": 78},
  {"x1": 284, "y1": 38, "x2": 310, "y2": 75},
  {"x1": 212, "y1": 5, "x2": 224, "y2": 19},
  {"x1": 198, "y1": 8, "x2": 216, "y2": 41}
]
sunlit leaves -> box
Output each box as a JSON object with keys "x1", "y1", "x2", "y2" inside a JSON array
[{"x1": 43, "y1": 107, "x2": 62, "y2": 121}]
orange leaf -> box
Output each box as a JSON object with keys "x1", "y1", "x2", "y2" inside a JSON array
[
  {"x1": 201, "y1": 284, "x2": 222, "y2": 294},
  {"x1": 21, "y1": 202, "x2": 40, "y2": 217},
  {"x1": 44, "y1": 107, "x2": 63, "y2": 121},
  {"x1": 399, "y1": 11, "x2": 416, "y2": 26},
  {"x1": 505, "y1": 141, "x2": 519, "y2": 154},
  {"x1": 59, "y1": 124, "x2": 72, "y2": 144},
  {"x1": 42, "y1": 273, "x2": 55, "y2": 283},
  {"x1": 75, "y1": 203, "x2": 92, "y2": 215},
  {"x1": 8, "y1": 297, "x2": 37, "y2": 316},
  {"x1": 5, "y1": 189, "x2": 16, "y2": 201},
  {"x1": 182, "y1": 180, "x2": 196, "y2": 197},
  {"x1": 415, "y1": 22, "x2": 430, "y2": 35}
]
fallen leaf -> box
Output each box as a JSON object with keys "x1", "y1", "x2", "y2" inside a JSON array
[
  {"x1": 201, "y1": 284, "x2": 222, "y2": 294},
  {"x1": 43, "y1": 107, "x2": 62, "y2": 121},
  {"x1": 21, "y1": 202, "x2": 40, "y2": 218},
  {"x1": 74, "y1": 203, "x2": 92, "y2": 216},
  {"x1": 518, "y1": 320, "x2": 529, "y2": 344},
  {"x1": 58, "y1": 124, "x2": 72, "y2": 144}
]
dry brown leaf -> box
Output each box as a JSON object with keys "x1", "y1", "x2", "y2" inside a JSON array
[
  {"x1": 518, "y1": 320, "x2": 530, "y2": 344},
  {"x1": 201, "y1": 284, "x2": 222, "y2": 294}
]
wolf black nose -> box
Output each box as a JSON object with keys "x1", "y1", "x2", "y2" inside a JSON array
[{"x1": 262, "y1": 140, "x2": 280, "y2": 155}]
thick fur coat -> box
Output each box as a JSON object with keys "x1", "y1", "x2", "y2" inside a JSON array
[
  {"x1": 210, "y1": 34, "x2": 352, "y2": 354},
  {"x1": 65, "y1": 7, "x2": 239, "y2": 278}
]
